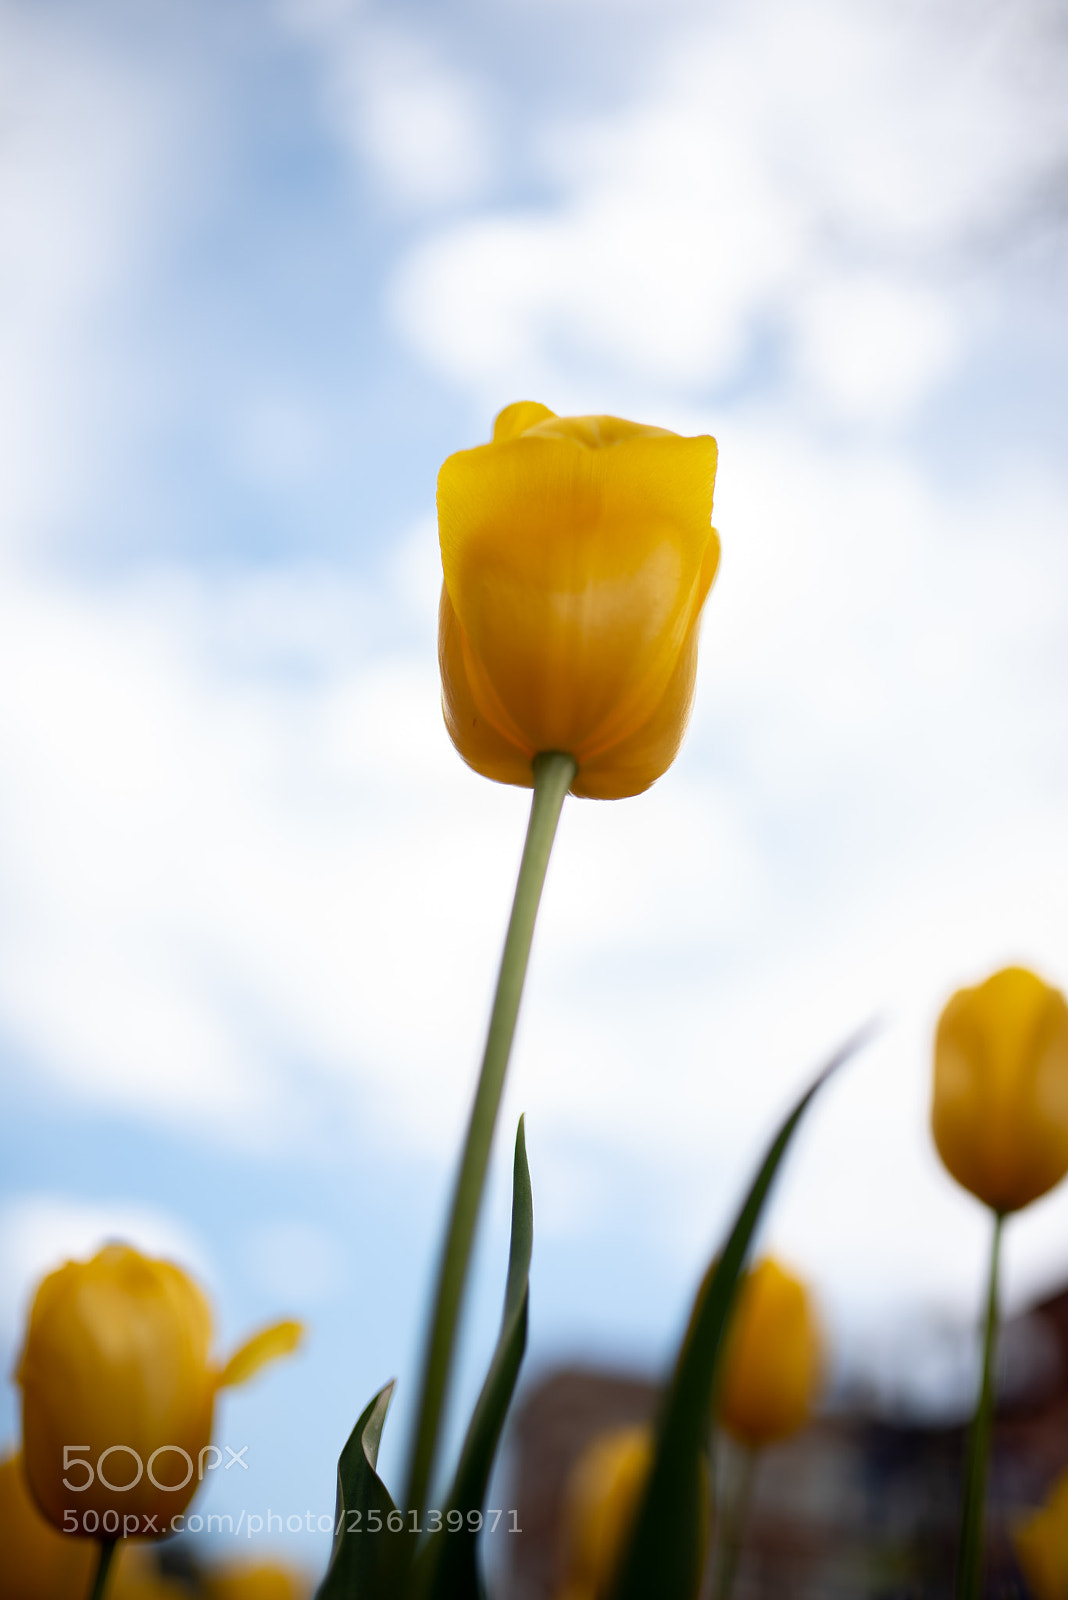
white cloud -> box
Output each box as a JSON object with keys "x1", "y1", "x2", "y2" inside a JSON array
[
  {"x1": 0, "y1": 1196, "x2": 210, "y2": 1350},
  {"x1": 275, "y1": 0, "x2": 365, "y2": 33},
  {"x1": 348, "y1": 41, "x2": 492, "y2": 209},
  {"x1": 280, "y1": 9, "x2": 493, "y2": 209},
  {"x1": 793, "y1": 277, "x2": 962, "y2": 423},
  {"x1": 389, "y1": 0, "x2": 1067, "y2": 411},
  {"x1": 0, "y1": 517, "x2": 557, "y2": 1161},
  {"x1": 0, "y1": 3, "x2": 193, "y2": 552},
  {"x1": 230, "y1": 393, "x2": 329, "y2": 490},
  {"x1": 243, "y1": 1219, "x2": 349, "y2": 1309}
]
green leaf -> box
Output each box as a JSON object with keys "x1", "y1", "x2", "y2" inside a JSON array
[
  {"x1": 611, "y1": 1025, "x2": 875, "y2": 1600},
  {"x1": 418, "y1": 1116, "x2": 533, "y2": 1600},
  {"x1": 317, "y1": 1381, "x2": 407, "y2": 1600}
]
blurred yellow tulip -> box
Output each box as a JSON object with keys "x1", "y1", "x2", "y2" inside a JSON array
[
  {"x1": 717, "y1": 1258, "x2": 823, "y2": 1448},
  {"x1": 1015, "y1": 1468, "x2": 1068, "y2": 1599},
  {"x1": 438, "y1": 402, "x2": 720, "y2": 800},
  {"x1": 555, "y1": 1426, "x2": 654, "y2": 1600},
  {"x1": 16, "y1": 1243, "x2": 301, "y2": 1536},
  {"x1": 203, "y1": 1561, "x2": 310, "y2": 1600},
  {"x1": 932, "y1": 966, "x2": 1068, "y2": 1214},
  {"x1": 0, "y1": 1452, "x2": 180, "y2": 1600},
  {"x1": 0, "y1": 1451, "x2": 94, "y2": 1600}
]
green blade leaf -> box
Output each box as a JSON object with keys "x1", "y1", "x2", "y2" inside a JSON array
[
  {"x1": 612, "y1": 1025, "x2": 876, "y2": 1600},
  {"x1": 420, "y1": 1116, "x2": 533, "y2": 1600},
  {"x1": 317, "y1": 1381, "x2": 405, "y2": 1600}
]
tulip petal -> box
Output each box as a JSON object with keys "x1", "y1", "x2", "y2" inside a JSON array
[
  {"x1": 558, "y1": 1429, "x2": 654, "y2": 1599},
  {"x1": 492, "y1": 400, "x2": 557, "y2": 441},
  {"x1": 1015, "y1": 1468, "x2": 1068, "y2": 1600},
  {"x1": 439, "y1": 426, "x2": 718, "y2": 768},
  {"x1": 932, "y1": 967, "x2": 1068, "y2": 1213},
  {"x1": 439, "y1": 584, "x2": 538, "y2": 787},
  {"x1": 573, "y1": 535, "x2": 718, "y2": 799},
  {"x1": 17, "y1": 1245, "x2": 219, "y2": 1528},
  {"x1": 717, "y1": 1259, "x2": 823, "y2": 1448},
  {"x1": 220, "y1": 1319, "x2": 303, "y2": 1389},
  {"x1": 0, "y1": 1452, "x2": 96, "y2": 1592}
]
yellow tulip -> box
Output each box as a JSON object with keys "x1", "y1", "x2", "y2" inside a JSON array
[
  {"x1": 1016, "y1": 1468, "x2": 1068, "y2": 1600},
  {"x1": 932, "y1": 966, "x2": 1068, "y2": 1214},
  {"x1": 16, "y1": 1243, "x2": 302, "y2": 1536},
  {"x1": 438, "y1": 401, "x2": 720, "y2": 800},
  {"x1": 0, "y1": 1451, "x2": 94, "y2": 1600},
  {"x1": 0, "y1": 1453, "x2": 181, "y2": 1600},
  {"x1": 555, "y1": 1426, "x2": 654, "y2": 1600},
  {"x1": 203, "y1": 1562, "x2": 310, "y2": 1600},
  {"x1": 717, "y1": 1258, "x2": 822, "y2": 1449}
]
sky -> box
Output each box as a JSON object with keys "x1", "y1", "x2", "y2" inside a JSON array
[{"x1": 2, "y1": 0, "x2": 1068, "y2": 1572}]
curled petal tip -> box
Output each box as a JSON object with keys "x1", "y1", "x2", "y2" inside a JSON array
[
  {"x1": 492, "y1": 400, "x2": 557, "y2": 441},
  {"x1": 220, "y1": 1319, "x2": 304, "y2": 1389}
]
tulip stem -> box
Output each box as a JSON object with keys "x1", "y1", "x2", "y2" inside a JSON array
[
  {"x1": 87, "y1": 1539, "x2": 117, "y2": 1600},
  {"x1": 711, "y1": 1442, "x2": 757, "y2": 1600},
  {"x1": 401, "y1": 750, "x2": 576, "y2": 1521},
  {"x1": 956, "y1": 1209, "x2": 1004, "y2": 1600}
]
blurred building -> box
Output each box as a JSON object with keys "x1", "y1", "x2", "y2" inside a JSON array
[{"x1": 505, "y1": 1288, "x2": 1068, "y2": 1599}]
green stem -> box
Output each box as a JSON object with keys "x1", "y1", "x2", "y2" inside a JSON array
[
  {"x1": 956, "y1": 1209, "x2": 1004, "y2": 1600},
  {"x1": 401, "y1": 751, "x2": 576, "y2": 1519},
  {"x1": 711, "y1": 1443, "x2": 757, "y2": 1600},
  {"x1": 87, "y1": 1540, "x2": 117, "y2": 1600}
]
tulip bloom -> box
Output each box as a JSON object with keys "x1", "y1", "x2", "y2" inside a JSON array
[
  {"x1": 717, "y1": 1258, "x2": 822, "y2": 1449},
  {"x1": 0, "y1": 1454, "x2": 178, "y2": 1600},
  {"x1": 1016, "y1": 1469, "x2": 1068, "y2": 1600},
  {"x1": 17, "y1": 1244, "x2": 301, "y2": 1534},
  {"x1": 0, "y1": 1452, "x2": 95, "y2": 1600},
  {"x1": 556, "y1": 1427, "x2": 654, "y2": 1600},
  {"x1": 204, "y1": 1563, "x2": 309, "y2": 1600},
  {"x1": 932, "y1": 966, "x2": 1068, "y2": 1214},
  {"x1": 438, "y1": 402, "x2": 720, "y2": 800},
  {"x1": 932, "y1": 968, "x2": 1068, "y2": 1600}
]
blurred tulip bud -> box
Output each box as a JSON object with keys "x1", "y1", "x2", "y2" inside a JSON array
[
  {"x1": 1016, "y1": 1467, "x2": 1068, "y2": 1599},
  {"x1": 203, "y1": 1561, "x2": 310, "y2": 1600},
  {"x1": 932, "y1": 966, "x2": 1068, "y2": 1214},
  {"x1": 16, "y1": 1243, "x2": 301, "y2": 1536},
  {"x1": 438, "y1": 402, "x2": 720, "y2": 800},
  {"x1": 717, "y1": 1257, "x2": 823, "y2": 1448},
  {"x1": 556, "y1": 1426, "x2": 653, "y2": 1600},
  {"x1": 0, "y1": 1451, "x2": 94, "y2": 1600},
  {"x1": 0, "y1": 1453, "x2": 181, "y2": 1600}
]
